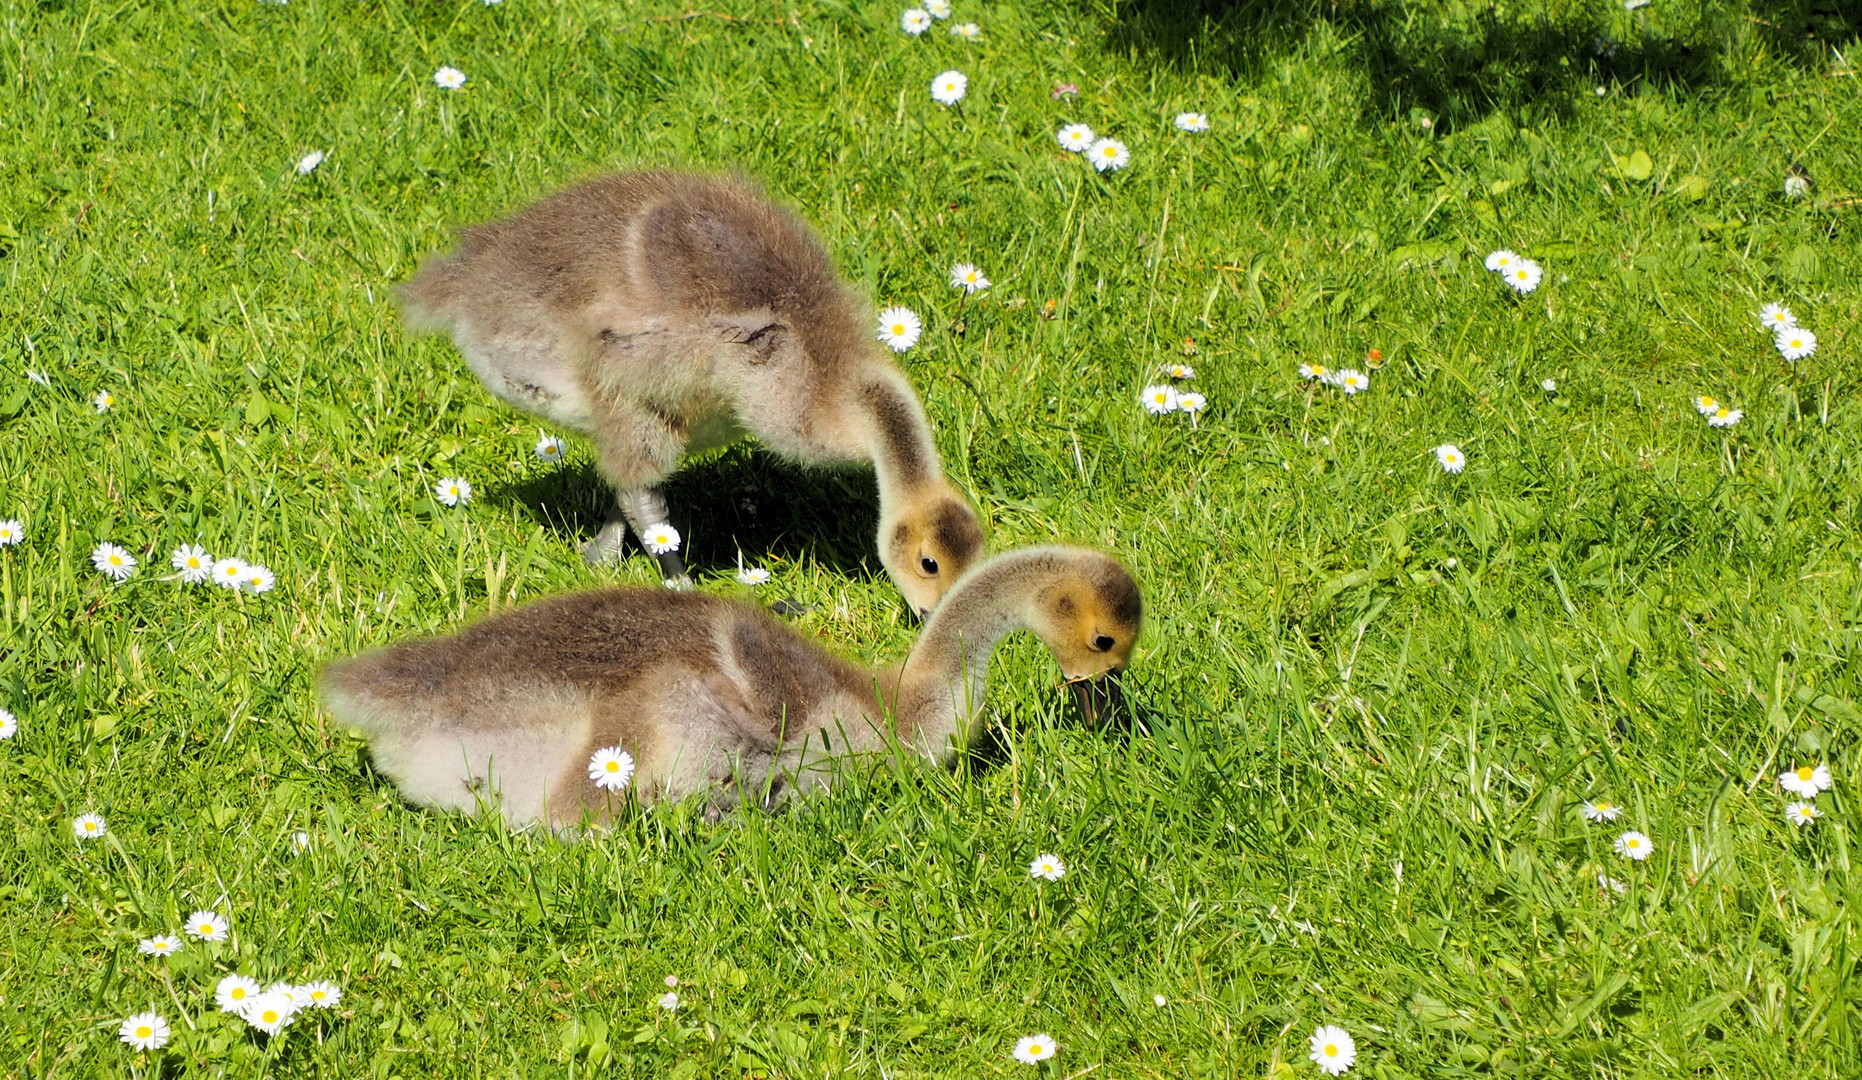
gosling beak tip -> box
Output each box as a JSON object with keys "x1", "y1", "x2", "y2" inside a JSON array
[{"x1": 1067, "y1": 668, "x2": 1125, "y2": 725}]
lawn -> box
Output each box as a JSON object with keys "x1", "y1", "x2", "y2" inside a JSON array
[{"x1": 3, "y1": 0, "x2": 1861, "y2": 1075}]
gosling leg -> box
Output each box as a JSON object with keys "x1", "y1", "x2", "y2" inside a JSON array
[
  {"x1": 619, "y1": 485, "x2": 692, "y2": 590},
  {"x1": 580, "y1": 505, "x2": 631, "y2": 566}
]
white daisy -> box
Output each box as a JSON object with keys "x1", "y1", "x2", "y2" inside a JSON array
[
  {"x1": 1614, "y1": 830, "x2": 1653, "y2": 861},
  {"x1": 1434, "y1": 444, "x2": 1466, "y2": 474},
  {"x1": 925, "y1": 0, "x2": 950, "y2": 16},
  {"x1": 270, "y1": 983, "x2": 307, "y2": 1010},
  {"x1": 1029, "y1": 853, "x2": 1066, "y2": 881},
  {"x1": 1176, "y1": 392, "x2": 1207, "y2": 415},
  {"x1": 170, "y1": 544, "x2": 213, "y2": 583},
  {"x1": 1484, "y1": 249, "x2": 1520, "y2": 272},
  {"x1": 1056, "y1": 124, "x2": 1095, "y2": 152},
  {"x1": 91, "y1": 543, "x2": 137, "y2": 581},
  {"x1": 294, "y1": 150, "x2": 325, "y2": 175},
  {"x1": 639, "y1": 523, "x2": 680, "y2": 554},
  {"x1": 1332, "y1": 369, "x2": 1369, "y2": 395},
  {"x1": 216, "y1": 974, "x2": 261, "y2": 1015},
  {"x1": 435, "y1": 477, "x2": 472, "y2": 506},
  {"x1": 1780, "y1": 763, "x2": 1832, "y2": 797},
  {"x1": 1173, "y1": 112, "x2": 1210, "y2": 132},
  {"x1": 534, "y1": 433, "x2": 566, "y2": 462},
  {"x1": 303, "y1": 980, "x2": 342, "y2": 1008},
  {"x1": 292, "y1": 831, "x2": 312, "y2": 854},
  {"x1": 0, "y1": 708, "x2": 15, "y2": 739},
  {"x1": 74, "y1": 813, "x2": 107, "y2": 840},
  {"x1": 930, "y1": 70, "x2": 967, "y2": 106},
  {"x1": 1165, "y1": 363, "x2": 1194, "y2": 380},
  {"x1": 244, "y1": 991, "x2": 297, "y2": 1035},
  {"x1": 1784, "y1": 173, "x2": 1810, "y2": 199},
  {"x1": 241, "y1": 565, "x2": 277, "y2": 594},
  {"x1": 1624, "y1": 0, "x2": 1650, "y2": 10},
  {"x1": 94, "y1": 389, "x2": 115, "y2": 412},
  {"x1": 1706, "y1": 406, "x2": 1742, "y2": 428},
  {"x1": 1309, "y1": 1025, "x2": 1357, "y2": 1076},
  {"x1": 1088, "y1": 137, "x2": 1130, "y2": 172},
  {"x1": 1758, "y1": 303, "x2": 1796, "y2": 332},
  {"x1": 119, "y1": 1012, "x2": 170, "y2": 1052},
  {"x1": 1541, "y1": 378, "x2": 1557, "y2": 392},
  {"x1": 1580, "y1": 800, "x2": 1622, "y2": 822},
  {"x1": 876, "y1": 307, "x2": 923, "y2": 352},
  {"x1": 901, "y1": 9, "x2": 930, "y2": 34},
  {"x1": 211, "y1": 557, "x2": 250, "y2": 589},
  {"x1": 737, "y1": 567, "x2": 772, "y2": 586},
  {"x1": 659, "y1": 991, "x2": 680, "y2": 1010},
  {"x1": 1299, "y1": 362, "x2": 1330, "y2": 382},
  {"x1": 1013, "y1": 1034, "x2": 1057, "y2": 1064},
  {"x1": 138, "y1": 934, "x2": 183, "y2": 957},
  {"x1": 433, "y1": 66, "x2": 467, "y2": 90},
  {"x1": 950, "y1": 263, "x2": 990, "y2": 294},
  {"x1": 0, "y1": 519, "x2": 23, "y2": 545},
  {"x1": 1503, "y1": 260, "x2": 1543, "y2": 293},
  {"x1": 1141, "y1": 385, "x2": 1179, "y2": 415},
  {"x1": 1693, "y1": 394, "x2": 1720, "y2": 416},
  {"x1": 951, "y1": 21, "x2": 980, "y2": 38},
  {"x1": 1598, "y1": 873, "x2": 1628, "y2": 895},
  {"x1": 1153, "y1": 994, "x2": 1168, "y2": 1007},
  {"x1": 184, "y1": 910, "x2": 229, "y2": 942},
  {"x1": 588, "y1": 746, "x2": 636, "y2": 791},
  {"x1": 1786, "y1": 801, "x2": 1822, "y2": 828},
  {"x1": 665, "y1": 974, "x2": 680, "y2": 987},
  {"x1": 1775, "y1": 327, "x2": 1817, "y2": 360}
]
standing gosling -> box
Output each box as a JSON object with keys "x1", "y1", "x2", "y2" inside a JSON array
[
  {"x1": 321, "y1": 547, "x2": 1140, "y2": 827},
  {"x1": 400, "y1": 169, "x2": 983, "y2": 614}
]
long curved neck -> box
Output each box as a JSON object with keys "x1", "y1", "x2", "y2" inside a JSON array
[{"x1": 856, "y1": 371, "x2": 944, "y2": 502}]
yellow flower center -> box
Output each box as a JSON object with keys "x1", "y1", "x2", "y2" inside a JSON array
[
  {"x1": 261, "y1": 1009, "x2": 279, "y2": 1023},
  {"x1": 1798, "y1": 767, "x2": 1815, "y2": 781},
  {"x1": 312, "y1": 991, "x2": 326, "y2": 1001},
  {"x1": 200, "y1": 923, "x2": 213, "y2": 933},
  {"x1": 136, "y1": 1025, "x2": 152, "y2": 1038},
  {"x1": 605, "y1": 761, "x2": 620, "y2": 772},
  {"x1": 232, "y1": 988, "x2": 246, "y2": 1000},
  {"x1": 1325, "y1": 1044, "x2": 1338, "y2": 1056}
]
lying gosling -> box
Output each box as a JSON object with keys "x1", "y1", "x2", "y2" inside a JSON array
[
  {"x1": 400, "y1": 169, "x2": 984, "y2": 614},
  {"x1": 321, "y1": 546, "x2": 1140, "y2": 827}
]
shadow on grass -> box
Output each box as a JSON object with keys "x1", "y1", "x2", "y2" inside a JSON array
[{"x1": 1090, "y1": 0, "x2": 1860, "y2": 129}]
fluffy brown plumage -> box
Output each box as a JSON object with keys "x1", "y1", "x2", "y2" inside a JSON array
[
  {"x1": 400, "y1": 169, "x2": 983, "y2": 614},
  {"x1": 321, "y1": 546, "x2": 1141, "y2": 827}
]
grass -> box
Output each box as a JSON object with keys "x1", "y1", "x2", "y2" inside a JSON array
[{"x1": 2, "y1": 0, "x2": 1861, "y2": 1074}]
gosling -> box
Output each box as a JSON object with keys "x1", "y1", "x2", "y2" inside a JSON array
[
  {"x1": 321, "y1": 546, "x2": 1140, "y2": 827},
  {"x1": 400, "y1": 169, "x2": 984, "y2": 615}
]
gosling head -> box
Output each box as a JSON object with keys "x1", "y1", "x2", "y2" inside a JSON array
[
  {"x1": 1028, "y1": 552, "x2": 1144, "y2": 724},
  {"x1": 882, "y1": 485, "x2": 985, "y2": 617}
]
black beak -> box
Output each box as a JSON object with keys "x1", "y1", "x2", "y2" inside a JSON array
[
  {"x1": 917, "y1": 606, "x2": 932, "y2": 620},
  {"x1": 1067, "y1": 669, "x2": 1124, "y2": 725}
]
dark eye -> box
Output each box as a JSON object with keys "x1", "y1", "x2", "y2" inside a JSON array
[
  {"x1": 920, "y1": 556, "x2": 939, "y2": 576},
  {"x1": 1092, "y1": 634, "x2": 1115, "y2": 652}
]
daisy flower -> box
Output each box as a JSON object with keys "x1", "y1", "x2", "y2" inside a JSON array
[
  {"x1": 0, "y1": 519, "x2": 22, "y2": 545},
  {"x1": 94, "y1": 389, "x2": 115, "y2": 412},
  {"x1": 1434, "y1": 444, "x2": 1466, "y2": 474},
  {"x1": 244, "y1": 991, "x2": 297, "y2": 1035},
  {"x1": 74, "y1": 813, "x2": 107, "y2": 840},
  {"x1": 294, "y1": 150, "x2": 325, "y2": 176},
  {"x1": 270, "y1": 983, "x2": 307, "y2": 1010},
  {"x1": 1783, "y1": 173, "x2": 1810, "y2": 199},
  {"x1": 737, "y1": 567, "x2": 772, "y2": 586},
  {"x1": 184, "y1": 910, "x2": 229, "y2": 942},
  {"x1": 1598, "y1": 873, "x2": 1628, "y2": 894},
  {"x1": 1173, "y1": 112, "x2": 1210, "y2": 132},
  {"x1": 91, "y1": 543, "x2": 137, "y2": 582},
  {"x1": 1299, "y1": 362, "x2": 1329, "y2": 382},
  {"x1": 925, "y1": 0, "x2": 950, "y2": 16},
  {"x1": 1780, "y1": 763, "x2": 1832, "y2": 797},
  {"x1": 950, "y1": 263, "x2": 991, "y2": 293},
  {"x1": 170, "y1": 544, "x2": 213, "y2": 583},
  {"x1": 1483, "y1": 249, "x2": 1520, "y2": 273},
  {"x1": 435, "y1": 477, "x2": 472, "y2": 506},
  {"x1": 137, "y1": 935, "x2": 183, "y2": 957},
  {"x1": 1309, "y1": 1025, "x2": 1357, "y2": 1076},
  {"x1": 1758, "y1": 303, "x2": 1796, "y2": 332},
  {"x1": 211, "y1": 557, "x2": 249, "y2": 589},
  {"x1": 216, "y1": 974, "x2": 261, "y2": 1015},
  {"x1": 639, "y1": 523, "x2": 680, "y2": 554},
  {"x1": 876, "y1": 307, "x2": 923, "y2": 351},
  {"x1": 1503, "y1": 260, "x2": 1543, "y2": 293},
  {"x1": 1580, "y1": 800, "x2": 1622, "y2": 822},
  {"x1": 1013, "y1": 1034, "x2": 1057, "y2": 1064},
  {"x1": 535, "y1": 433, "x2": 566, "y2": 462},
  {"x1": 1056, "y1": 124, "x2": 1095, "y2": 152},
  {"x1": 1029, "y1": 853, "x2": 1066, "y2": 881},
  {"x1": 1088, "y1": 137, "x2": 1130, "y2": 172},
  {"x1": 1162, "y1": 363, "x2": 1194, "y2": 380},
  {"x1": 901, "y1": 9, "x2": 930, "y2": 34},
  {"x1": 303, "y1": 980, "x2": 342, "y2": 1008},
  {"x1": 665, "y1": 974, "x2": 680, "y2": 987},
  {"x1": 930, "y1": 70, "x2": 967, "y2": 106},
  {"x1": 292, "y1": 831, "x2": 312, "y2": 854},
  {"x1": 1613, "y1": 830, "x2": 1653, "y2": 861},
  {"x1": 1775, "y1": 326, "x2": 1817, "y2": 360},
  {"x1": 1706, "y1": 406, "x2": 1742, "y2": 428},
  {"x1": 1176, "y1": 391, "x2": 1207, "y2": 415},
  {"x1": 588, "y1": 746, "x2": 636, "y2": 791},
  {"x1": 659, "y1": 991, "x2": 680, "y2": 1010},
  {"x1": 0, "y1": 708, "x2": 15, "y2": 739},
  {"x1": 1332, "y1": 369, "x2": 1369, "y2": 394},
  {"x1": 119, "y1": 1012, "x2": 170, "y2": 1051},
  {"x1": 1051, "y1": 83, "x2": 1079, "y2": 100},
  {"x1": 1786, "y1": 801, "x2": 1822, "y2": 828},
  {"x1": 1693, "y1": 394, "x2": 1719, "y2": 415},
  {"x1": 1541, "y1": 378, "x2": 1557, "y2": 392},
  {"x1": 1153, "y1": 994, "x2": 1168, "y2": 1007},
  {"x1": 241, "y1": 565, "x2": 276, "y2": 594},
  {"x1": 434, "y1": 66, "x2": 467, "y2": 90},
  {"x1": 951, "y1": 21, "x2": 980, "y2": 38},
  {"x1": 1141, "y1": 385, "x2": 1179, "y2": 415}
]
